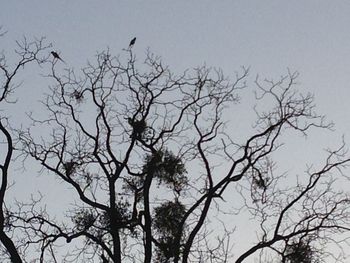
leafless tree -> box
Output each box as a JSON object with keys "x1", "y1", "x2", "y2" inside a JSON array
[
  {"x1": 1, "y1": 36, "x2": 350, "y2": 263},
  {"x1": 0, "y1": 34, "x2": 49, "y2": 262}
]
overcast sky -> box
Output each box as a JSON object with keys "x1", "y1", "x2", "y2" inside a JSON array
[
  {"x1": 2, "y1": 1, "x2": 350, "y2": 130},
  {"x1": 2, "y1": 1, "x2": 350, "y2": 261}
]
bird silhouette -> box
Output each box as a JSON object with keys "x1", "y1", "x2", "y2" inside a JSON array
[
  {"x1": 129, "y1": 37, "x2": 136, "y2": 48},
  {"x1": 51, "y1": 51, "x2": 65, "y2": 63}
]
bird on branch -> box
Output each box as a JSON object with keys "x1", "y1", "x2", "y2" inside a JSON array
[
  {"x1": 129, "y1": 37, "x2": 136, "y2": 48},
  {"x1": 51, "y1": 51, "x2": 65, "y2": 63}
]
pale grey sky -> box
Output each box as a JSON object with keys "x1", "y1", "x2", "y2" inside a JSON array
[
  {"x1": 2, "y1": 1, "x2": 350, "y2": 128},
  {"x1": 2, "y1": 1, "x2": 350, "y2": 262}
]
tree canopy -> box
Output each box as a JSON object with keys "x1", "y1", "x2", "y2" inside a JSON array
[{"x1": 1, "y1": 35, "x2": 350, "y2": 263}]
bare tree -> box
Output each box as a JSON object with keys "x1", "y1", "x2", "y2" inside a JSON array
[
  {"x1": 0, "y1": 34, "x2": 49, "y2": 262},
  {"x1": 1, "y1": 37, "x2": 350, "y2": 262}
]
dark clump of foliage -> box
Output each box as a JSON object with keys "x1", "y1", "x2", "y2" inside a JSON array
[
  {"x1": 143, "y1": 150, "x2": 188, "y2": 194},
  {"x1": 283, "y1": 239, "x2": 321, "y2": 263},
  {"x1": 72, "y1": 209, "x2": 96, "y2": 231},
  {"x1": 153, "y1": 200, "x2": 187, "y2": 262}
]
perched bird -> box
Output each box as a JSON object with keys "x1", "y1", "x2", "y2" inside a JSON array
[
  {"x1": 51, "y1": 51, "x2": 65, "y2": 63},
  {"x1": 129, "y1": 37, "x2": 136, "y2": 48}
]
